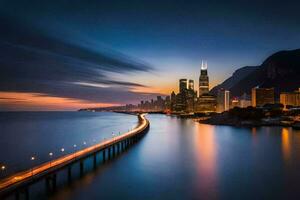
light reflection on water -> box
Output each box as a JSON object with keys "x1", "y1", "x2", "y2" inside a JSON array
[
  {"x1": 1, "y1": 113, "x2": 300, "y2": 199},
  {"x1": 194, "y1": 124, "x2": 218, "y2": 199}
]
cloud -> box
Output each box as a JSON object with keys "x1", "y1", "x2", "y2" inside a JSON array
[{"x1": 0, "y1": 15, "x2": 160, "y2": 106}]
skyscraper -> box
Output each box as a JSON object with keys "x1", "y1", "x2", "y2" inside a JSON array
[
  {"x1": 179, "y1": 79, "x2": 188, "y2": 93},
  {"x1": 199, "y1": 61, "x2": 209, "y2": 97},
  {"x1": 188, "y1": 80, "x2": 194, "y2": 90}
]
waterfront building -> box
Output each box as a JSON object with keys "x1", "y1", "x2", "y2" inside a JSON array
[
  {"x1": 175, "y1": 93, "x2": 185, "y2": 112},
  {"x1": 231, "y1": 97, "x2": 239, "y2": 109},
  {"x1": 186, "y1": 87, "x2": 196, "y2": 113},
  {"x1": 170, "y1": 91, "x2": 176, "y2": 111},
  {"x1": 216, "y1": 88, "x2": 230, "y2": 113},
  {"x1": 165, "y1": 96, "x2": 171, "y2": 111},
  {"x1": 240, "y1": 93, "x2": 251, "y2": 108},
  {"x1": 280, "y1": 88, "x2": 300, "y2": 109},
  {"x1": 199, "y1": 61, "x2": 209, "y2": 97},
  {"x1": 194, "y1": 94, "x2": 216, "y2": 113},
  {"x1": 251, "y1": 87, "x2": 275, "y2": 107}
]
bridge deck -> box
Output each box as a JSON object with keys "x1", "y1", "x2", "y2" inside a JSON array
[{"x1": 0, "y1": 113, "x2": 149, "y2": 194}]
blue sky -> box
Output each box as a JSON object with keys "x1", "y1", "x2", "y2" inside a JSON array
[{"x1": 1, "y1": 0, "x2": 300, "y2": 110}]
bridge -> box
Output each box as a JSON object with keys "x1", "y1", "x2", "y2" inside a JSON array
[{"x1": 0, "y1": 113, "x2": 149, "y2": 199}]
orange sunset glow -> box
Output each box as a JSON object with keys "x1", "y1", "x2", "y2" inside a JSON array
[{"x1": 0, "y1": 92, "x2": 119, "y2": 111}]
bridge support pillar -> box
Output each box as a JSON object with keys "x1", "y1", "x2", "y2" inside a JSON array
[
  {"x1": 103, "y1": 149, "x2": 106, "y2": 162},
  {"x1": 45, "y1": 173, "x2": 57, "y2": 193},
  {"x1": 52, "y1": 174, "x2": 57, "y2": 190},
  {"x1": 80, "y1": 160, "x2": 84, "y2": 177},
  {"x1": 68, "y1": 166, "x2": 72, "y2": 183},
  {"x1": 15, "y1": 187, "x2": 29, "y2": 200},
  {"x1": 108, "y1": 147, "x2": 111, "y2": 160},
  {"x1": 113, "y1": 145, "x2": 116, "y2": 156},
  {"x1": 117, "y1": 143, "x2": 120, "y2": 154},
  {"x1": 93, "y1": 154, "x2": 97, "y2": 169}
]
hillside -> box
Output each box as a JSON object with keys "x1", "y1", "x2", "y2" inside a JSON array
[{"x1": 210, "y1": 49, "x2": 300, "y2": 97}]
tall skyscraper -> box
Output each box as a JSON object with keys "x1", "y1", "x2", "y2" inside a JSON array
[
  {"x1": 179, "y1": 79, "x2": 187, "y2": 93},
  {"x1": 188, "y1": 80, "x2": 194, "y2": 90},
  {"x1": 199, "y1": 61, "x2": 209, "y2": 97}
]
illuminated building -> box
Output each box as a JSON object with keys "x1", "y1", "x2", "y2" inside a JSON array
[
  {"x1": 280, "y1": 88, "x2": 300, "y2": 109},
  {"x1": 251, "y1": 87, "x2": 275, "y2": 107},
  {"x1": 170, "y1": 91, "x2": 176, "y2": 111},
  {"x1": 239, "y1": 93, "x2": 251, "y2": 108},
  {"x1": 179, "y1": 79, "x2": 188, "y2": 93},
  {"x1": 186, "y1": 85, "x2": 196, "y2": 113},
  {"x1": 216, "y1": 88, "x2": 230, "y2": 112},
  {"x1": 194, "y1": 94, "x2": 216, "y2": 113},
  {"x1": 199, "y1": 61, "x2": 209, "y2": 97},
  {"x1": 231, "y1": 97, "x2": 239, "y2": 109},
  {"x1": 188, "y1": 80, "x2": 194, "y2": 90},
  {"x1": 175, "y1": 93, "x2": 185, "y2": 112}
]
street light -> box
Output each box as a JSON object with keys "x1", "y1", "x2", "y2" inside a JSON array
[
  {"x1": 31, "y1": 156, "x2": 35, "y2": 176},
  {"x1": 83, "y1": 141, "x2": 86, "y2": 145},
  {"x1": 61, "y1": 148, "x2": 65, "y2": 152},
  {"x1": 73, "y1": 144, "x2": 77, "y2": 159},
  {"x1": 49, "y1": 152, "x2": 53, "y2": 167},
  {"x1": 1, "y1": 165, "x2": 6, "y2": 178}
]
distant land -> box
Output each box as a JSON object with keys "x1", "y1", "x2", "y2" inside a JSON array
[{"x1": 210, "y1": 49, "x2": 300, "y2": 97}]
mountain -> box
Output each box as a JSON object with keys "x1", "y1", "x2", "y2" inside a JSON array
[
  {"x1": 210, "y1": 49, "x2": 300, "y2": 97},
  {"x1": 210, "y1": 66, "x2": 258, "y2": 95}
]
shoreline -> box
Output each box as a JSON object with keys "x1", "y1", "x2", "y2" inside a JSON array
[{"x1": 80, "y1": 109, "x2": 300, "y2": 129}]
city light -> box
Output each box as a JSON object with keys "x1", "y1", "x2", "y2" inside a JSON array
[
  {"x1": 61, "y1": 148, "x2": 65, "y2": 152},
  {"x1": 49, "y1": 152, "x2": 53, "y2": 167},
  {"x1": 1, "y1": 165, "x2": 5, "y2": 171}
]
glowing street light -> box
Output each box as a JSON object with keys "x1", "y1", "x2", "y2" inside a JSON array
[
  {"x1": 73, "y1": 144, "x2": 77, "y2": 159},
  {"x1": 1, "y1": 165, "x2": 5, "y2": 171},
  {"x1": 61, "y1": 148, "x2": 65, "y2": 152},
  {"x1": 49, "y1": 152, "x2": 53, "y2": 167},
  {"x1": 30, "y1": 156, "x2": 35, "y2": 176}
]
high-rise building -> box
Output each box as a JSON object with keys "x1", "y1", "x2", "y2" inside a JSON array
[
  {"x1": 216, "y1": 89, "x2": 230, "y2": 113},
  {"x1": 179, "y1": 79, "x2": 188, "y2": 94},
  {"x1": 280, "y1": 89, "x2": 300, "y2": 109},
  {"x1": 199, "y1": 61, "x2": 209, "y2": 97},
  {"x1": 240, "y1": 93, "x2": 251, "y2": 108},
  {"x1": 188, "y1": 80, "x2": 194, "y2": 90},
  {"x1": 252, "y1": 87, "x2": 275, "y2": 107},
  {"x1": 194, "y1": 94, "x2": 216, "y2": 113}
]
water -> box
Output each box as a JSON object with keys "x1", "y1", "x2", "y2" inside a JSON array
[
  {"x1": 1, "y1": 113, "x2": 300, "y2": 199},
  {"x1": 0, "y1": 112, "x2": 138, "y2": 176}
]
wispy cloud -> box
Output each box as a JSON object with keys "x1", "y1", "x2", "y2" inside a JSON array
[{"x1": 0, "y1": 15, "x2": 161, "y2": 109}]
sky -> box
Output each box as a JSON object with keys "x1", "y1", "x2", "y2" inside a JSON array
[{"x1": 1, "y1": 0, "x2": 300, "y2": 111}]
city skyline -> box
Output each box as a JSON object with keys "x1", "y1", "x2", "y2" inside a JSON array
[{"x1": 1, "y1": 0, "x2": 300, "y2": 111}]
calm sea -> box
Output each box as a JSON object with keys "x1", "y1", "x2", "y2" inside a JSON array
[{"x1": 1, "y1": 112, "x2": 300, "y2": 199}]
